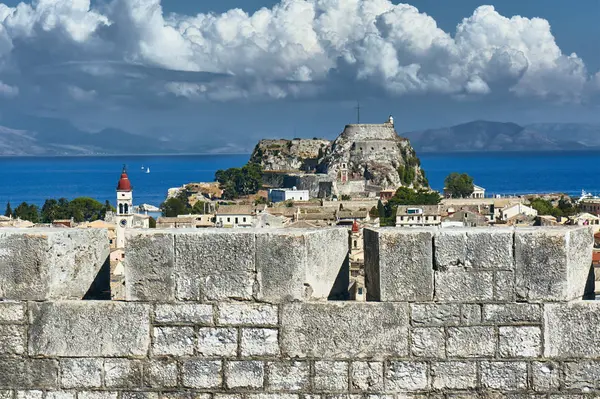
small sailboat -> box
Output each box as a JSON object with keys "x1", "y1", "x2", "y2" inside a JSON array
[
  {"x1": 141, "y1": 165, "x2": 145, "y2": 170},
  {"x1": 146, "y1": 167, "x2": 150, "y2": 174}
]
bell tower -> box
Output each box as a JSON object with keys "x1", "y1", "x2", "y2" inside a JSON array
[{"x1": 116, "y1": 165, "x2": 134, "y2": 249}]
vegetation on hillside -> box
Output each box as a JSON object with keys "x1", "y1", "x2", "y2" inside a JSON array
[
  {"x1": 4, "y1": 197, "x2": 114, "y2": 223},
  {"x1": 444, "y1": 172, "x2": 475, "y2": 198},
  {"x1": 215, "y1": 163, "x2": 263, "y2": 200},
  {"x1": 530, "y1": 197, "x2": 578, "y2": 218},
  {"x1": 160, "y1": 191, "x2": 208, "y2": 217}
]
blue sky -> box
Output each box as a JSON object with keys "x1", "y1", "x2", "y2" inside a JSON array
[{"x1": 0, "y1": 0, "x2": 598, "y2": 151}]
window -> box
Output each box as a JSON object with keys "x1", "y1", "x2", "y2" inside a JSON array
[
  {"x1": 119, "y1": 204, "x2": 123, "y2": 214},
  {"x1": 358, "y1": 288, "x2": 363, "y2": 295},
  {"x1": 354, "y1": 240, "x2": 357, "y2": 248},
  {"x1": 124, "y1": 204, "x2": 129, "y2": 214},
  {"x1": 227, "y1": 217, "x2": 230, "y2": 223},
  {"x1": 243, "y1": 217, "x2": 247, "y2": 223},
  {"x1": 235, "y1": 217, "x2": 239, "y2": 224}
]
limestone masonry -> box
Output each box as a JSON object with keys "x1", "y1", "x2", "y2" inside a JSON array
[{"x1": 0, "y1": 226, "x2": 599, "y2": 398}]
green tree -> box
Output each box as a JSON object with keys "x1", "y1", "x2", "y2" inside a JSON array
[
  {"x1": 341, "y1": 194, "x2": 351, "y2": 201},
  {"x1": 149, "y1": 217, "x2": 157, "y2": 228},
  {"x1": 13, "y1": 202, "x2": 39, "y2": 223},
  {"x1": 444, "y1": 173, "x2": 475, "y2": 198},
  {"x1": 4, "y1": 201, "x2": 12, "y2": 217},
  {"x1": 215, "y1": 163, "x2": 263, "y2": 200},
  {"x1": 41, "y1": 199, "x2": 60, "y2": 223},
  {"x1": 160, "y1": 191, "x2": 191, "y2": 217},
  {"x1": 69, "y1": 197, "x2": 106, "y2": 222},
  {"x1": 191, "y1": 201, "x2": 207, "y2": 215},
  {"x1": 388, "y1": 187, "x2": 441, "y2": 207},
  {"x1": 530, "y1": 198, "x2": 564, "y2": 218}
]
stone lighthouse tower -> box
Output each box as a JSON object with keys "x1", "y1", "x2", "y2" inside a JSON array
[{"x1": 115, "y1": 166, "x2": 134, "y2": 249}]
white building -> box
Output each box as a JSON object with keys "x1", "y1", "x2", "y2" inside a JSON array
[
  {"x1": 396, "y1": 206, "x2": 442, "y2": 227},
  {"x1": 113, "y1": 166, "x2": 149, "y2": 248},
  {"x1": 268, "y1": 188, "x2": 310, "y2": 203},
  {"x1": 216, "y1": 205, "x2": 255, "y2": 228},
  {"x1": 501, "y1": 203, "x2": 538, "y2": 221},
  {"x1": 472, "y1": 185, "x2": 486, "y2": 199}
]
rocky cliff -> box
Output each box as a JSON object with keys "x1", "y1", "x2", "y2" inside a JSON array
[
  {"x1": 250, "y1": 139, "x2": 330, "y2": 172},
  {"x1": 318, "y1": 123, "x2": 428, "y2": 190}
]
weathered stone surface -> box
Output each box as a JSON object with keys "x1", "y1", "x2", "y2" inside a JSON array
[
  {"x1": 154, "y1": 304, "x2": 213, "y2": 325},
  {"x1": 241, "y1": 328, "x2": 279, "y2": 357},
  {"x1": 16, "y1": 391, "x2": 42, "y2": 399},
  {"x1": 431, "y1": 362, "x2": 476, "y2": 390},
  {"x1": 104, "y1": 359, "x2": 142, "y2": 388},
  {"x1": 447, "y1": 327, "x2": 495, "y2": 358},
  {"x1": 0, "y1": 359, "x2": 58, "y2": 388},
  {"x1": 124, "y1": 231, "x2": 175, "y2": 301},
  {"x1": 314, "y1": 361, "x2": 348, "y2": 391},
  {"x1": 256, "y1": 229, "x2": 349, "y2": 302},
  {"x1": 77, "y1": 392, "x2": 118, "y2": 399},
  {"x1": 175, "y1": 230, "x2": 256, "y2": 301},
  {"x1": 499, "y1": 327, "x2": 541, "y2": 358},
  {"x1": 364, "y1": 229, "x2": 433, "y2": 301},
  {"x1": 0, "y1": 229, "x2": 109, "y2": 300},
  {"x1": 460, "y1": 304, "x2": 481, "y2": 325},
  {"x1": 515, "y1": 227, "x2": 593, "y2": 301},
  {"x1": 217, "y1": 303, "x2": 278, "y2": 326},
  {"x1": 225, "y1": 361, "x2": 264, "y2": 389},
  {"x1": 411, "y1": 303, "x2": 460, "y2": 326},
  {"x1": 198, "y1": 327, "x2": 237, "y2": 357},
  {"x1": 29, "y1": 302, "x2": 150, "y2": 357},
  {"x1": 281, "y1": 302, "x2": 409, "y2": 359},
  {"x1": 60, "y1": 358, "x2": 102, "y2": 388},
  {"x1": 0, "y1": 302, "x2": 25, "y2": 322},
  {"x1": 544, "y1": 302, "x2": 600, "y2": 358},
  {"x1": 267, "y1": 361, "x2": 309, "y2": 391},
  {"x1": 0, "y1": 325, "x2": 24, "y2": 355},
  {"x1": 351, "y1": 362, "x2": 383, "y2": 392},
  {"x1": 482, "y1": 303, "x2": 542, "y2": 324},
  {"x1": 385, "y1": 361, "x2": 428, "y2": 392},
  {"x1": 411, "y1": 328, "x2": 445, "y2": 358},
  {"x1": 480, "y1": 361, "x2": 527, "y2": 390},
  {"x1": 563, "y1": 361, "x2": 600, "y2": 390},
  {"x1": 531, "y1": 361, "x2": 560, "y2": 392},
  {"x1": 46, "y1": 392, "x2": 75, "y2": 399},
  {"x1": 181, "y1": 359, "x2": 222, "y2": 389},
  {"x1": 152, "y1": 327, "x2": 194, "y2": 357},
  {"x1": 143, "y1": 359, "x2": 178, "y2": 388},
  {"x1": 435, "y1": 270, "x2": 493, "y2": 302},
  {"x1": 465, "y1": 229, "x2": 514, "y2": 269},
  {"x1": 434, "y1": 230, "x2": 466, "y2": 269}
]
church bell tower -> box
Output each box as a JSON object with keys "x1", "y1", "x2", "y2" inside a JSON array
[{"x1": 116, "y1": 165, "x2": 134, "y2": 249}]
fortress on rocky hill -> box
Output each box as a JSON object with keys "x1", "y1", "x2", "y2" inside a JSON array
[
  {"x1": 252, "y1": 116, "x2": 428, "y2": 198},
  {"x1": 0, "y1": 225, "x2": 598, "y2": 397}
]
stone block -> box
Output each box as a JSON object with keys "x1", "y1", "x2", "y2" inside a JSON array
[
  {"x1": 256, "y1": 229, "x2": 349, "y2": 302},
  {"x1": 281, "y1": 302, "x2": 409, "y2": 359},
  {"x1": 460, "y1": 304, "x2": 481, "y2": 325},
  {"x1": 434, "y1": 230, "x2": 466, "y2": 269},
  {"x1": 0, "y1": 302, "x2": 25, "y2": 322},
  {"x1": 124, "y1": 231, "x2": 175, "y2": 301},
  {"x1": 495, "y1": 271, "x2": 516, "y2": 301},
  {"x1": 104, "y1": 359, "x2": 142, "y2": 388},
  {"x1": 246, "y1": 396, "x2": 298, "y2": 399},
  {"x1": 531, "y1": 361, "x2": 560, "y2": 392},
  {"x1": 515, "y1": 227, "x2": 593, "y2": 301},
  {"x1": 266, "y1": 361, "x2": 309, "y2": 391},
  {"x1": 434, "y1": 270, "x2": 493, "y2": 302},
  {"x1": 143, "y1": 359, "x2": 177, "y2": 388},
  {"x1": 77, "y1": 393, "x2": 118, "y2": 399},
  {"x1": 0, "y1": 392, "x2": 12, "y2": 399},
  {"x1": 46, "y1": 392, "x2": 75, "y2": 399},
  {"x1": 181, "y1": 359, "x2": 222, "y2": 389},
  {"x1": 431, "y1": 361, "x2": 477, "y2": 390},
  {"x1": 217, "y1": 303, "x2": 278, "y2": 326},
  {"x1": 544, "y1": 302, "x2": 600, "y2": 358},
  {"x1": 198, "y1": 327, "x2": 238, "y2": 357},
  {"x1": 364, "y1": 228, "x2": 433, "y2": 301},
  {"x1": 175, "y1": 230, "x2": 256, "y2": 301},
  {"x1": 482, "y1": 303, "x2": 542, "y2": 324},
  {"x1": 411, "y1": 328, "x2": 445, "y2": 358},
  {"x1": 385, "y1": 361, "x2": 428, "y2": 392},
  {"x1": 447, "y1": 326, "x2": 495, "y2": 358},
  {"x1": 241, "y1": 328, "x2": 279, "y2": 357},
  {"x1": 0, "y1": 325, "x2": 24, "y2": 355},
  {"x1": 411, "y1": 303, "x2": 460, "y2": 326},
  {"x1": 314, "y1": 361, "x2": 348, "y2": 391},
  {"x1": 60, "y1": 358, "x2": 102, "y2": 388},
  {"x1": 0, "y1": 359, "x2": 58, "y2": 388},
  {"x1": 434, "y1": 229, "x2": 513, "y2": 269},
  {"x1": 16, "y1": 391, "x2": 42, "y2": 399},
  {"x1": 121, "y1": 393, "x2": 158, "y2": 399},
  {"x1": 29, "y1": 302, "x2": 150, "y2": 357},
  {"x1": 0, "y1": 229, "x2": 109, "y2": 300},
  {"x1": 480, "y1": 361, "x2": 527, "y2": 390},
  {"x1": 499, "y1": 326, "x2": 542, "y2": 358},
  {"x1": 152, "y1": 327, "x2": 194, "y2": 356},
  {"x1": 154, "y1": 304, "x2": 213, "y2": 325},
  {"x1": 225, "y1": 360, "x2": 264, "y2": 389},
  {"x1": 351, "y1": 362, "x2": 383, "y2": 392},
  {"x1": 564, "y1": 361, "x2": 600, "y2": 390}
]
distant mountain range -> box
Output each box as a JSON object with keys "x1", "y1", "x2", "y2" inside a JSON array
[
  {"x1": 403, "y1": 121, "x2": 600, "y2": 153},
  {"x1": 3, "y1": 117, "x2": 600, "y2": 156}
]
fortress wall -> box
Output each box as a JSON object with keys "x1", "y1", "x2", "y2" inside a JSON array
[
  {"x1": 341, "y1": 124, "x2": 398, "y2": 141},
  {"x1": 0, "y1": 226, "x2": 599, "y2": 397}
]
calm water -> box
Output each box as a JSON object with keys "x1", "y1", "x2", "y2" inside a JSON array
[{"x1": 0, "y1": 151, "x2": 599, "y2": 207}]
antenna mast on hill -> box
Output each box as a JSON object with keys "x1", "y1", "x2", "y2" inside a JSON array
[{"x1": 355, "y1": 101, "x2": 361, "y2": 124}]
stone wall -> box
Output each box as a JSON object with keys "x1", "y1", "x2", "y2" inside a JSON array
[{"x1": 0, "y1": 226, "x2": 599, "y2": 398}]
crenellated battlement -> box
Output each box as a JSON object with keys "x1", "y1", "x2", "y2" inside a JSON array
[{"x1": 0, "y1": 226, "x2": 598, "y2": 397}]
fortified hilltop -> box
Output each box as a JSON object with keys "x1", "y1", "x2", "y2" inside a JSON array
[{"x1": 250, "y1": 116, "x2": 428, "y2": 197}]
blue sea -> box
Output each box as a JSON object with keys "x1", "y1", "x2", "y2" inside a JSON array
[{"x1": 0, "y1": 151, "x2": 598, "y2": 207}]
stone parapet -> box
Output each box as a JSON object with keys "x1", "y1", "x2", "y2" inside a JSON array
[{"x1": 0, "y1": 228, "x2": 109, "y2": 300}]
